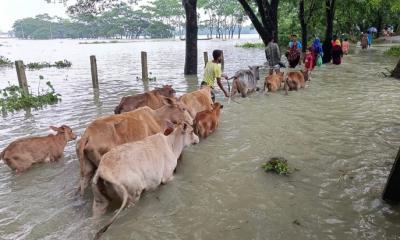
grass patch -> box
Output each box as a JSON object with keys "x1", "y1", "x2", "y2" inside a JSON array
[
  {"x1": 0, "y1": 81, "x2": 61, "y2": 112},
  {"x1": 235, "y1": 42, "x2": 265, "y2": 48},
  {"x1": 384, "y1": 46, "x2": 400, "y2": 57},
  {"x1": 262, "y1": 157, "x2": 291, "y2": 175},
  {"x1": 0, "y1": 56, "x2": 13, "y2": 67}
]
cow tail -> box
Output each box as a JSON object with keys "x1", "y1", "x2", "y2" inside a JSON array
[
  {"x1": 93, "y1": 181, "x2": 129, "y2": 240},
  {"x1": 77, "y1": 135, "x2": 89, "y2": 195}
]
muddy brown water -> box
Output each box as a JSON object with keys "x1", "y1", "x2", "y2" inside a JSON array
[{"x1": 0, "y1": 38, "x2": 399, "y2": 240}]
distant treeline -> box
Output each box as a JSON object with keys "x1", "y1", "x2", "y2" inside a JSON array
[{"x1": 10, "y1": 0, "x2": 254, "y2": 40}]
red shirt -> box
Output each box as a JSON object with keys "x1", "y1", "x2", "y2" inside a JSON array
[{"x1": 304, "y1": 53, "x2": 315, "y2": 69}]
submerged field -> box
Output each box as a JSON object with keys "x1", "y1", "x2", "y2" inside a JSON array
[{"x1": 0, "y1": 38, "x2": 399, "y2": 240}]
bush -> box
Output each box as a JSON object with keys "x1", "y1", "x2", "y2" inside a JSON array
[
  {"x1": 26, "y1": 59, "x2": 72, "y2": 70},
  {"x1": 384, "y1": 46, "x2": 400, "y2": 57},
  {"x1": 0, "y1": 81, "x2": 61, "y2": 112}
]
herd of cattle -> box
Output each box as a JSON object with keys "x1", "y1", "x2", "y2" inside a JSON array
[{"x1": 0, "y1": 66, "x2": 309, "y2": 239}]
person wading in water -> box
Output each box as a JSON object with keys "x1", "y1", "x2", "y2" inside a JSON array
[
  {"x1": 201, "y1": 50, "x2": 229, "y2": 102},
  {"x1": 286, "y1": 34, "x2": 302, "y2": 68}
]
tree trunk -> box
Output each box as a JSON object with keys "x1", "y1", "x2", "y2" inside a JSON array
[
  {"x1": 376, "y1": 9, "x2": 383, "y2": 38},
  {"x1": 391, "y1": 58, "x2": 400, "y2": 79},
  {"x1": 322, "y1": 0, "x2": 335, "y2": 63},
  {"x1": 237, "y1": 0, "x2": 279, "y2": 45},
  {"x1": 299, "y1": 0, "x2": 307, "y2": 53},
  {"x1": 183, "y1": 0, "x2": 198, "y2": 75}
]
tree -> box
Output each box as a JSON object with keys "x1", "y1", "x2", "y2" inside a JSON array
[
  {"x1": 322, "y1": 0, "x2": 336, "y2": 64},
  {"x1": 237, "y1": 0, "x2": 279, "y2": 44},
  {"x1": 298, "y1": 0, "x2": 319, "y2": 52},
  {"x1": 182, "y1": 0, "x2": 198, "y2": 75}
]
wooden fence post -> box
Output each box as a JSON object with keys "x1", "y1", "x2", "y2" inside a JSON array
[
  {"x1": 203, "y1": 51, "x2": 208, "y2": 67},
  {"x1": 141, "y1": 51, "x2": 148, "y2": 82},
  {"x1": 90, "y1": 55, "x2": 99, "y2": 89},
  {"x1": 15, "y1": 61, "x2": 28, "y2": 94},
  {"x1": 382, "y1": 146, "x2": 400, "y2": 203}
]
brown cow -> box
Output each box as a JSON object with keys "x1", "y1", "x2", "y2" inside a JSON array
[
  {"x1": 92, "y1": 123, "x2": 199, "y2": 239},
  {"x1": 0, "y1": 125, "x2": 76, "y2": 172},
  {"x1": 77, "y1": 97, "x2": 192, "y2": 195},
  {"x1": 285, "y1": 70, "x2": 306, "y2": 91},
  {"x1": 264, "y1": 72, "x2": 285, "y2": 92},
  {"x1": 179, "y1": 86, "x2": 213, "y2": 119},
  {"x1": 114, "y1": 85, "x2": 176, "y2": 114},
  {"x1": 193, "y1": 102, "x2": 223, "y2": 138}
]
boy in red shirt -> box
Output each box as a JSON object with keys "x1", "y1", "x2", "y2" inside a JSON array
[{"x1": 303, "y1": 47, "x2": 315, "y2": 81}]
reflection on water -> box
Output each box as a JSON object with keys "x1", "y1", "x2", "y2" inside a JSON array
[{"x1": 0, "y1": 38, "x2": 399, "y2": 240}]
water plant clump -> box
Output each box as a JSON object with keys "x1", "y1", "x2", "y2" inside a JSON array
[
  {"x1": 0, "y1": 81, "x2": 61, "y2": 112},
  {"x1": 26, "y1": 62, "x2": 51, "y2": 69},
  {"x1": 54, "y1": 59, "x2": 72, "y2": 68},
  {"x1": 25, "y1": 59, "x2": 72, "y2": 70},
  {"x1": 235, "y1": 42, "x2": 265, "y2": 49},
  {"x1": 384, "y1": 46, "x2": 400, "y2": 57},
  {"x1": 262, "y1": 157, "x2": 291, "y2": 175},
  {"x1": 0, "y1": 56, "x2": 13, "y2": 67}
]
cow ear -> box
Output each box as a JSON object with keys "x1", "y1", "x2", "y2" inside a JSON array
[
  {"x1": 248, "y1": 65, "x2": 252, "y2": 69},
  {"x1": 50, "y1": 126, "x2": 64, "y2": 133},
  {"x1": 163, "y1": 97, "x2": 176, "y2": 106}
]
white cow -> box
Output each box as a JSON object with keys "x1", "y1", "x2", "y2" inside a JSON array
[
  {"x1": 230, "y1": 65, "x2": 261, "y2": 97},
  {"x1": 92, "y1": 123, "x2": 199, "y2": 239}
]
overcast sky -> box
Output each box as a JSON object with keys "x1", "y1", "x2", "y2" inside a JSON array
[{"x1": 0, "y1": 0, "x2": 70, "y2": 32}]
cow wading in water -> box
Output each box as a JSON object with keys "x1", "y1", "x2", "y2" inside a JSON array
[
  {"x1": 114, "y1": 85, "x2": 176, "y2": 114},
  {"x1": 92, "y1": 123, "x2": 199, "y2": 239},
  {"x1": 76, "y1": 97, "x2": 192, "y2": 195},
  {"x1": 230, "y1": 65, "x2": 261, "y2": 98}
]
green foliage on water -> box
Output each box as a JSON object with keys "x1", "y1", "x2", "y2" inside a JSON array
[
  {"x1": 384, "y1": 46, "x2": 400, "y2": 57},
  {"x1": 0, "y1": 56, "x2": 13, "y2": 67},
  {"x1": 235, "y1": 42, "x2": 265, "y2": 48},
  {"x1": 79, "y1": 41, "x2": 120, "y2": 44},
  {"x1": 26, "y1": 60, "x2": 72, "y2": 70},
  {"x1": 262, "y1": 157, "x2": 291, "y2": 175},
  {"x1": 0, "y1": 81, "x2": 61, "y2": 112},
  {"x1": 26, "y1": 62, "x2": 51, "y2": 69},
  {"x1": 53, "y1": 60, "x2": 72, "y2": 68}
]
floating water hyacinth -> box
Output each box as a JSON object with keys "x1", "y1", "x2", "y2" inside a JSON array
[{"x1": 262, "y1": 157, "x2": 291, "y2": 175}]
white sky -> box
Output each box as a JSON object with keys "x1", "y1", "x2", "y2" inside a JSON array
[
  {"x1": 0, "y1": 0, "x2": 153, "y2": 32},
  {"x1": 0, "y1": 0, "x2": 72, "y2": 32}
]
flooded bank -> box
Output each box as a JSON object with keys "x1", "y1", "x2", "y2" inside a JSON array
[{"x1": 0, "y1": 38, "x2": 399, "y2": 239}]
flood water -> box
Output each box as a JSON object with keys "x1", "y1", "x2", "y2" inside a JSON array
[{"x1": 0, "y1": 37, "x2": 399, "y2": 240}]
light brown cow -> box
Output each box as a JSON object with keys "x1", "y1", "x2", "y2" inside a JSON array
[
  {"x1": 285, "y1": 70, "x2": 306, "y2": 91},
  {"x1": 179, "y1": 86, "x2": 213, "y2": 119},
  {"x1": 77, "y1": 97, "x2": 192, "y2": 195},
  {"x1": 0, "y1": 125, "x2": 76, "y2": 172},
  {"x1": 114, "y1": 85, "x2": 176, "y2": 114},
  {"x1": 92, "y1": 123, "x2": 199, "y2": 239},
  {"x1": 193, "y1": 102, "x2": 223, "y2": 138},
  {"x1": 264, "y1": 72, "x2": 285, "y2": 92}
]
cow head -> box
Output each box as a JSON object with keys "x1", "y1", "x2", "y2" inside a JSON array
[
  {"x1": 50, "y1": 125, "x2": 77, "y2": 141},
  {"x1": 155, "y1": 85, "x2": 176, "y2": 98},
  {"x1": 179, "y1": 122, "x2": 199, "y2": 146},
  {"x1": 213, "y1": 102, "x2": 224, "y2": 110},
  {"x1": 161, "y1": 97, "x2": 193, "y2": 125},
  {"x1": 248, "y1": 65, "x2": 260, "y2": 81}
]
